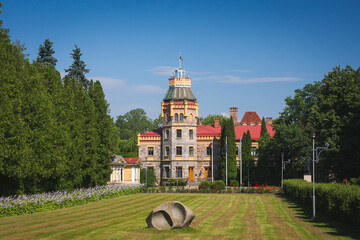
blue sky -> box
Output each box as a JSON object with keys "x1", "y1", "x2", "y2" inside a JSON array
[{"x1": 2, "y1": 0, "x2": 360, "y2": 121}]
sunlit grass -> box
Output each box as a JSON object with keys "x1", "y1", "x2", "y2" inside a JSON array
[{"x1": 0, "y1": 193, "x2": 358, "y2": 240}]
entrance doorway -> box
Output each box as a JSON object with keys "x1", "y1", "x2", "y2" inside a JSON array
[{"x1": 189, "y1": 167, "x2": 194, "y2": 182}]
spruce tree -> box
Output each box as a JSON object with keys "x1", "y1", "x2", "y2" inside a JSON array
[
  {"x1": 241, "y1": 130, "x2": 253, "y2": 186},
  {"x1": 65, "y1": 45, "x2": 90, "y2": 90},
  {"x1": 36, "y1": 39, "x2": 57, "y2": 67},
  {"x1": 219, "y1": 118, "x2": 228, "y2": 182}
]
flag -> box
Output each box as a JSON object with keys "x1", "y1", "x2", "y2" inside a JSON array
[{"x1": 179, "y1": 55, "x2": 183, "y2": 61}]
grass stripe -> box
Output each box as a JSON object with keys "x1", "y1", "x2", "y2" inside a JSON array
[
  {"x1": 271, "y1": 195, "x2": 320, "y2": 240},
  {"x1": 256, "y1": 195, "x2": 280, "y2": 239}
]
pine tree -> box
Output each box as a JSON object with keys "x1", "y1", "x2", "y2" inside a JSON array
[
  {"x1": 36, "y1": 39, "x2": 57, "y2": 67},
  {"x1": 241, "y1": 130, "x2": 253, "y2": 186},
  {"x1": 65, "y1": 45, "x2": 90, "y2": 90}
]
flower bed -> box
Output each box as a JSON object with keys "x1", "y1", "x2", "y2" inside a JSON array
[{"x1": 0, "y1": 185, "x2": 143, "y2": 218}]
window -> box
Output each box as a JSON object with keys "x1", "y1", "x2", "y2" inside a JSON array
[
  {"x1": 251, "y1": 147, "x2": 257, "y2": 156},
  {"x1": 148, "y1": 147, "x2": 154, "y2": 156},
  {"x1": 189, "y1": 113, "x2": 193, "y2": 122},
  {"x1": 176, "y1": 129, "x2": 182, "y2": 138},
  {"x1": 189, "y1": 129, "x2": 193, "y2": 139},
  {"x1": 165, "y1": 129, "x2": 169, "y2": 139},
  {"x1": 165, "y1": 166, "x2": 170, "y2": 178},
  {"x1": 176, "y1": 146, "x2": 182, "y2": 156},
  {"x1": 204, "y1": 166, "x2": 212, "y2": 178},
  {"x1": 207, "y1": 146, "x2": 212, "y2": 156},
  {"x1": 165, "y1": 146, "x2": 169, "y2": 156},
  {"x1": 174, "y1": 113, "x2": 178, "y2": 121},
  {"x1": 180, "y1": 113, "x2": 184, "y2": 121},
  {"x1": 176, "y1": 166, "x2": 183, "y2": 178},
  {"x1": 236, "y1": 147, "x2": 239, "y2": 155},
  {"x1": 189, "y1": 146, "x2": 194, "y2": 156}
]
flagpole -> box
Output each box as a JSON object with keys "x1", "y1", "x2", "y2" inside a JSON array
[
  {"x1": 211, "y1": 137, "x2": 214, "y2": 182},
  {"x1": 226, "y1": 136, "x2": 228, "y2": 186},
  {"x1": 179, "y1": 52, "x2": 181, "y2": 68}
]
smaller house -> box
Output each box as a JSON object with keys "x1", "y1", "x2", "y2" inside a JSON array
[{"x1": 109, "y1": 155, "x2": 141, "y2": 184}]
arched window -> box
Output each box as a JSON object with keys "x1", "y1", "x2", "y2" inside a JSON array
[
  {"x1": 180, "y1": 113, "x2": 184, "y2": 121},
  {"x1": 174, "y1": 113, "x2": 178, "y2": 121},
  {"x1": 189, "y1": 113, "x2": 193, "y2": 122}
]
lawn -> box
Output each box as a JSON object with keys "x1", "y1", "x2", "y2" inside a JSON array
[{"x1": 0, "y1": 193, "x2": 358, "y2": 239}]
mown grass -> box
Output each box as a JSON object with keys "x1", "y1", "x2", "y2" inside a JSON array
[{"x1": 0, "y1": 193, "x2": 359, "y2": 240}]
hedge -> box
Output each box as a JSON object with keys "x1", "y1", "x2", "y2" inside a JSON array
[{"x1": 283, "y1": 179, "x2": 360, "y2": 224}]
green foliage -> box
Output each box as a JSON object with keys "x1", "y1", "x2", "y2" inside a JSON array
[
  {"x1": 167, "y1": 179, "x2": 187, "y2": 186},
  {"x1": 312, "y1": 66, "x2": 360, "y2": 180},
  {"x1": 0, "y1": 26, "x2": 114, "y2": 195},
  {"x1": 230, "y1": 179, "x2": 239, "y2": 187},
  {"x1": 219, "y1": 117, "x2": 237, "y2": 183},
  {"x1": 65, "y1": 45, "x2": 90, "y2": 90},
  {"x1": 198, "y1": 181, "x2": 211, "y2": 190},
  {"x1": 283, "y1": 179, "x2": 360, "y2": 225},
  {"x1": 350, "y1": 177, "x2": 360, "y2": 185},
  {"x1": 36, "y1": 39, "x2": 57, "y2": 67},
  {"x1": 113, "y1": 108, "x2": 160, "y2": 156},
  {"x1": 202, "y1": 114, "x2": 228, "y2": 126},
  {"x1": 213, "y1": 180, "x2": 225, "y2": 190},
  {"x1": 140, "y1": 168, "x2": 158, "y2": 187},
  {"x1": 260, "y1": 117, "x2": 268, "y2": 138},
  {"x1": 241, "y1": 130, "x2": 253, "y2": 185}
]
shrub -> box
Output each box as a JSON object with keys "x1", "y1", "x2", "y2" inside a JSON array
[
  {"x1": 230, "y1": 180, "x2": 239, "y2": 187},
  {"x1": 199, "y1": 181, "x2": 211, "y2": 190},
  {"x1": 212, "y1": 180, "x2": 225, "y2": 191},
  {"x1": 283, "y1": 179, "x2": 360, "y2": 225},
  {"x1": 167, "y1": 179, "x2": 187, "y2": 186}
]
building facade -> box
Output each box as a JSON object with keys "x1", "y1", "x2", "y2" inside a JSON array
[
  {"x1": 109, "y1": 155, "x2": 141, "y2": 184},
  {"x1": 138, "y1": 67, "x2": 275, "y2": 184}
]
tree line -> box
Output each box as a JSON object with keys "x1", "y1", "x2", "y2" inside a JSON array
[
  {"x1": 257, "y1": 66, "x2": 360, "y2": 183},
  {"x1": 0, "y1": 8, "x2": 113, "y2": 195}
]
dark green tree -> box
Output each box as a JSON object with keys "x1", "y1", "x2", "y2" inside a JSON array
[
  {"x1": 65, "y1": 45, "x2": 90, "y2": 90},
  {"x1": 219, "y1": 117, "x2": 237, "y2": 183},
  {"x1": 312, "y1": 66, "x2": 360, "y2": 180},
  {"x1": 202, "y1": 114, "x2": 228, "y2": 126},
  {"x1": 260, "y1": 117, "x2": 268, "y2": 138},
  {"x1": 140, "y1": 168, "x2": 158, "y2": 188},
  {"x1": 36, "y1": 39, "x2": 57, "y2": 67},
  {"x1": 241, "y1": 130, "x2": 253, "y2": 186}
]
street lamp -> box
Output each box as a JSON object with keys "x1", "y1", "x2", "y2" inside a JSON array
[
  {"x1": 281, "y1": 152, "x2": 291, "y2": 190},
  {"x1": 312, "y1": 133, "x2": 329, "y2": 219}
]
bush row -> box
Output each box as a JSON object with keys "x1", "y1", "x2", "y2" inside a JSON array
[
  {"x1": 283, "y1": 179, "x2": 360, "y2": 224},
  {"x1": 0, "y1": 185, "x2": 143, "y2": 218}
]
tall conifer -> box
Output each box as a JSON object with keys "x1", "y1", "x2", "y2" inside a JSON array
[
  {"x1": 65, "y1": 45, "x2": 90, "y2": 90},
  {"x1": 36, "y1": 39, "x2": 57, "y2": 67}
]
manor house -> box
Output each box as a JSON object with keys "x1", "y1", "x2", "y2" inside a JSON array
[{"x1": 138, "y1": 67, "x2": 275, "y2": 184}]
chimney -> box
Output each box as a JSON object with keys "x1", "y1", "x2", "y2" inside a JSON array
[
  {"x1": 266, "y1": 117, "x2": 273, "y2": 125},
  {"x1": 199, "y1": 117, "x2": 203, "y2": 125},
  {"x1": 229, "y1": 107, "x2": 238, "y2": 125},
  {"x1": 214, "y1": 118, "x2": 220, "y2": 128}
]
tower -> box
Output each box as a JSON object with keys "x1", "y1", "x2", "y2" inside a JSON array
[{"x1": 161, "y1": 67, "x2": 199, "y2": 180}]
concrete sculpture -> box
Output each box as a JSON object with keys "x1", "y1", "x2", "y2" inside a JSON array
[{"x1": 146, "y1": 201, "x2": 195, "y2": 230}]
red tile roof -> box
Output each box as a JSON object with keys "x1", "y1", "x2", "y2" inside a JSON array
[
  {"x1": 234, "y1": 124, "x2": 275, "y2": 140},
  {"x1": 140, "y1": 124, "x2": 275, "y2": 141},
  {"x1": 197, "y1": 125, "x2": 222, "y2": 136},
  {"x1": 124, "y1": 157, "x2": 140, "y2": 164},
  {"x1": 240, "y1": 112, "x2": 262, "y2": 125},
  {"x1": 140, "y1": 128, "x2": 162, "y2": 137}
]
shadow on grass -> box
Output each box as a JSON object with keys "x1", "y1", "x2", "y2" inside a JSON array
[{"x1": 277, "y1": 194, "x2": 360, "y2": 239}]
